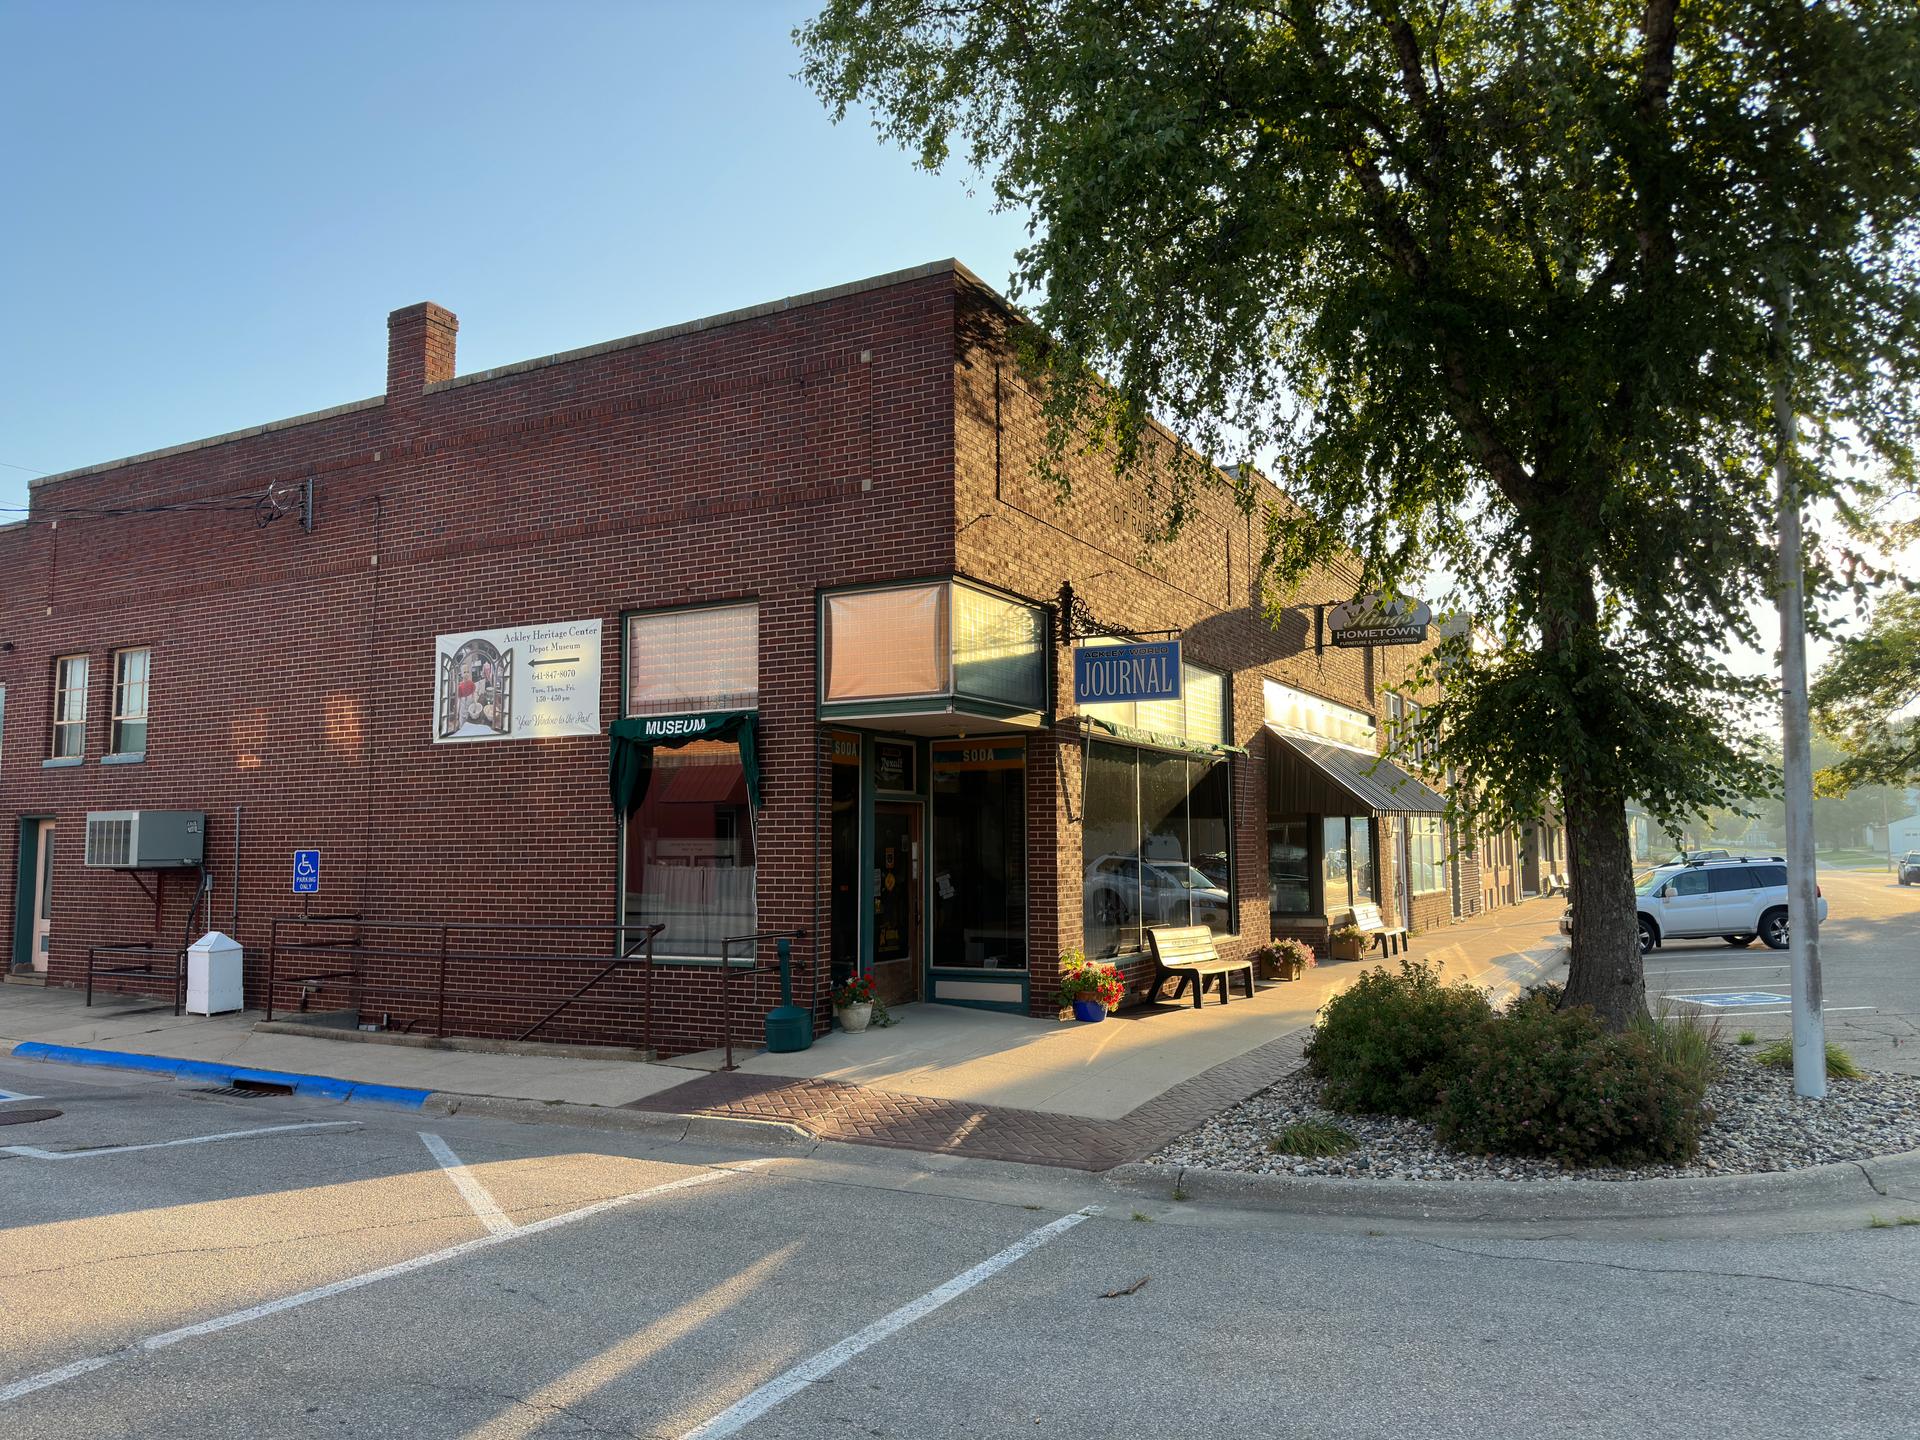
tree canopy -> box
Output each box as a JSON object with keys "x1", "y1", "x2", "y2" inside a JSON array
[
  {"x1": 1812, "y1": 590, "x2": 1920, "y2": 792},
  {"x1": 800, "y1": 0, "x2": 1920, "y2": 1023}
]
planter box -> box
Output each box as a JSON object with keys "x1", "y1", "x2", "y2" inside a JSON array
[{"x1": 1330, "y1": 940, "x2": 1365, "y2": 963}]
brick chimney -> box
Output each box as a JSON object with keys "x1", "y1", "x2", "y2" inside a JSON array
[{"x1": 386, "y1": 301, "x2": 458, "y2": 400}]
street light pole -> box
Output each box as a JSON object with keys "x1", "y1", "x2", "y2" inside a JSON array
[{"x1": 1773, "y1": 281, "x2": 1826, "y2": 1100}]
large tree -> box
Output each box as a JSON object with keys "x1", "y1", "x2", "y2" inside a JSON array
[
  {"x1": 800, "y1": 0, "x2": 1920, "y2": 1026},
  {"x1": 1812, "y1": 590, "x2": 1920, "y2": 794}
]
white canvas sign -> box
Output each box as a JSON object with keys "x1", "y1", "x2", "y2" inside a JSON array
[{"x1": 433, "y1": 619, "x2": 601, "y2": 743}]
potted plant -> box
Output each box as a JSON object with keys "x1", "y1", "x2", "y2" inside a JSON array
[
  {"x1": 1264, "y1": 937, "x2": 1316, "y2": 981},
  {"x1": 832, "y1": 972, "x2": 876, "y2": 1033},
  {"x1": 1057, "y1": 951, "x2": 1126, "y2": 1022},
  {"x1": 1329, "y1": 924, "x2": 1366, "y2": 963}
]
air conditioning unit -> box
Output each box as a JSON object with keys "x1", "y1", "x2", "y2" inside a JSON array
[{"x1": 84, "y1": 811, "x2": 205, "y2": 869}]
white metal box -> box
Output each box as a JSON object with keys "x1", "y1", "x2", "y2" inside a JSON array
[{"x1": 186, "y1": 931, "x2": 244, "y2": 1016}]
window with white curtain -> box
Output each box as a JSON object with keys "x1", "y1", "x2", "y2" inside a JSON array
[{"x1": 626, "y1": 603, "x2": 758, "y2": 715}]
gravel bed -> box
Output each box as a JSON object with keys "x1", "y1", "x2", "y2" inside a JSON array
[{"x1": 1151, "y1": 1045, "x2": 1920, "y2": 1182}]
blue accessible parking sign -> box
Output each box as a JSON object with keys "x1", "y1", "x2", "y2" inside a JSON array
[{"x1": 292, "y1": 849, "x2": 321, "y2": 894}]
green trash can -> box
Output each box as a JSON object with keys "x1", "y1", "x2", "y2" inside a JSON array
[{"x1": 763, "y1": 938, "x2": 813, "y2": 1053}]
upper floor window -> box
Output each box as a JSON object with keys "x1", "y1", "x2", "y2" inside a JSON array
[
  {"x1": 51, "y1": 655, "x2": 88, "y2": 758},
  {"x1": 820, "y1": 580, "x2": 1047, "y2": 713},
  {"x1": 111, "y1": 648, "x2": 150, "y2": 756},
  {"x1": 626, "y1": 603, "x2": 758, "y2": 716}
]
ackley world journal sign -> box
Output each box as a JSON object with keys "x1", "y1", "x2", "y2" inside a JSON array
[{"x1": 1074, "y1": 640, "x2": 1183, "y2": 706}]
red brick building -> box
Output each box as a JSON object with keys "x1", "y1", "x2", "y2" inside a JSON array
[{"x1": 0, "y1": 261, "x2": 1548, "y2": 1054}]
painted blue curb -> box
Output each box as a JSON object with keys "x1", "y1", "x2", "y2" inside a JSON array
[{"x1": 9, "y1": 1042, "x2": 430, "y2": 1108}]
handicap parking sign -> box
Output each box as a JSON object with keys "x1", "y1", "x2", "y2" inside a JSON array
[
  {"x1": 292, "y1": 849, "x2": 321, "y2": 894},
  {"x1": 1676, "y1": 991, "x2": 1789, "y2": 1009}
]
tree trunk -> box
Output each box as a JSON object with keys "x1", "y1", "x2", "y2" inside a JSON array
[
  {"x1": 1559, "y1": 776, "x2": 1647, "y2": 1028},
  {"x1": 1534, "y1": 518, "x2": 1647, "y2": 1030}
]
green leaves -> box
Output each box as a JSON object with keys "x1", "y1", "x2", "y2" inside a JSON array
[{"x1": 1812, "y1": 591, "x2": 1920, "y2": 791}]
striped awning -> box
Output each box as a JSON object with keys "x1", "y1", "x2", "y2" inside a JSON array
[{"x1": 1264, "y1": 725, "x2": 1446, "y2": 814}]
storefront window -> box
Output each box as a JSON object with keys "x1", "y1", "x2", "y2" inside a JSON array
[
  {"x1": 1322, "y1": 817, "x2": 1351, "y2": 911},
  {"x1": 829, "y1": 734, "x2": 860, "y2": 986},
  {"x1": 1351, "y1": 817, "x2": 1376, "y2": 905},
  {"x1": 1268, "y1": 820, "x2": 1311, "y2": 917},
  {"x1": 1309, "y1": 815, "x2": 1380, "y2": 913},
  {"x1": 1408, "y1": 814, "x2": 1446, "y2": 894},
  {"x1": 1082, "y1": 741, "x2": 1235, "y2": 956},
  {"x1": 930, "y1": 740, "x2": 1027, "y2": 970},
  {"x1": 622, "y1": 739, "x2": 756, "y2": 959}
]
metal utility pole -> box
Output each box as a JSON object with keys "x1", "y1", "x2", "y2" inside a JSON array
[{"x1": 1773, "y1": 282, "x2": 1826, "y2": 1099}]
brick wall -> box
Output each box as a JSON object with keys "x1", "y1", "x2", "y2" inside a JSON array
[
  {"x1": 950, "y1": 278, "x2": 1418, "y2": 1012},
  {"x1": 1, "y1": 260, "x2": 1518, "y2": 1051},
  {"x1": 0, "y1": 266, "x2": 961, "y2": 1053}
]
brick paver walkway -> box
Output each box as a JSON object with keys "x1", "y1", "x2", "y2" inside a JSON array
[{"x1": 627, "y1": 1028, "x2": 1312, "y2": 1171}]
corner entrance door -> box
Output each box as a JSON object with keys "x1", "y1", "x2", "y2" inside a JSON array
[
  {"x1": 30, "y1": 820, "x2": 55, "y2": 973},
  {"x1": 871, "y1": 801, "x2": 922, "y2": 1006}
]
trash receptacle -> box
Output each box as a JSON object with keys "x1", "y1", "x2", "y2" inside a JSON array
[
  {"x1": 762, "y1": 937, "x2": 813, "y2": 1053},
  {"x1": 186, "y1": 931, "x2": 244, "y2": 1016}
]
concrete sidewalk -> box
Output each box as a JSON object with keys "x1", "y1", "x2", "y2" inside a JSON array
[
  {"x1": 0, "y1": 985, "x2": 696, "y2": 1108},
  {"x1": 1, "y1": 897, "x2": 1567, "y2": 1161},
  {"x1": 670, "y1": 898, "x2": 1568, "y2": 1118}
]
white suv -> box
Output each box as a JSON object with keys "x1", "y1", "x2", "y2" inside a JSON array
[{"x1": 1635, "y1": 857, "x2": 1825, "y2": 953}]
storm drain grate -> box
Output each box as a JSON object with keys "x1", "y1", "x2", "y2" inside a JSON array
[
  {"x1": 0, "y1": 1109, "x2": 63, "y2": 1126},
  {"x1": 198, "y1": 1080, "x2": 296, "y2": 1098}
]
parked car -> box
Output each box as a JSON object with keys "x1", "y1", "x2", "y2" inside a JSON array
[
  {"x1": 1084, "y1": 854, "x2": 1232, "y2": 933},
  {"x1": 1665, "y1": 848, "x2": 1731, "y2": 866},
  {"x1": 1634, "y1": 856, "x2": 1824, "y2": 953},
  {"x1": 1900, "y1": 851, "x2": 1920, "y2": 886}
]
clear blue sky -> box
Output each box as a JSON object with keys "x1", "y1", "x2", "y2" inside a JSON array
[{"x1": 0, "y1": 1, "x2": 1028, "y2": 513}]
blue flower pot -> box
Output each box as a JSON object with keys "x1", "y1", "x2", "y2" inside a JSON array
[{"x1": 1072, "y1": 999, "x2": 1108, "y2": 1023}]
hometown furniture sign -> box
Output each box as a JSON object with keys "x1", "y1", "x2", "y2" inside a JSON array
[
  {"x1": 1327, "y1": 596, "x2": 1432, "y2": 649},
  {"x1": 434, "y1": 619, "x2": 602, "y2": 743},
  {"x1": 1074, "y1": 640, "x2": 1183, "y2": 706}
]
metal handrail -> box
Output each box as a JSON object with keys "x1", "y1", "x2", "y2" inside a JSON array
[
  {"x1": 718, "y1": 928, "x2": 810, "y2": 1071},
  {"x1": 86, "y1": 943, "x2": 186, "y2": 1016},
  {"x1": 264, "y1": 916, "x2": 767, "y2": 1055}
]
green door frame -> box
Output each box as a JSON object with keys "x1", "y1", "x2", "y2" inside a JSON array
[{"x1": 13, "y1": 817, "x2": 50, "y2": 973}]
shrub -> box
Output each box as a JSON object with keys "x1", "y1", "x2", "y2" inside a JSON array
[
  {"x1": 1434, "y1": 1005, "x2": 1707, "y2": 1167},
  {"x1": 1505, "y1": 981, "x2": 1565, "y2": 1015},
  {"x1": 1268, "y1": 1120, "x2": 1357, "y2": 1158},
  {"x1": 1754, "y1": 1040, "x2": 1863, "y2": 1079},
  {"x1": 1305, "y1": 958, "x2": 1493, "y2": 1116},
  {"x1": 1634, "y1": 1002, "x2": 1721, "y2": 1096}
]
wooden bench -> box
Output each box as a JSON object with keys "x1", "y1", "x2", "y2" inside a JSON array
[
  {"x1": 1146, "y1": 925, "x2": 1256, "y2": 1009},
  {"x1": 1336, "y1": 902, "x2": 1409, "y2": 958}
]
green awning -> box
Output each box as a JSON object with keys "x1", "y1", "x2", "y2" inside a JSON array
[
  {"x1": 609, "y1": 711, "x2": 761, "y2": 816},
  {"x1": 1069, "y1": 715, "x2": 1247, "y2": 760}
]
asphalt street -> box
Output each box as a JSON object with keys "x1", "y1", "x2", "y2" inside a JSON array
[
  {"x1": 1646, "y1": 864, "x2": 1920, "y2": 1071},
  {"x1": 1, "y1": 1051, "x2": 1916, "y2": 1440}
]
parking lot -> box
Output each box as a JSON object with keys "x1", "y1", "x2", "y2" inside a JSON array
[
  {"x1": 1647, "y1": 866, "x2": 1920, "y2": 1071},
  {"x1": 1, "y1": 1045, "x2": 1918, "y2": 1440}
]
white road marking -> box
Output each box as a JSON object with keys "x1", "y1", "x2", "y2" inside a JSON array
[
  {"x1": 0, "y1": 1166, "x2": 739, "y2": 1406},
  {"x1": 1645, "y1": 965, "x2": 1788, "y2": 975},
  {"x1": 677, "y1": 1206, "x2": 1101, "y2": 1440},
  {"x1": 1662, "y1": 1002, "x2": 1878, "y2": 1016},
  {"x1": 420, "y1": 1132, "x2": 514, "y2": 1235},
  {"x1": 0, "y1": 1088, "x2": 43, "y2": 1103},
  {"x1": 1, "y1": 1120, "x2": 358, "y2": 1161}
]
